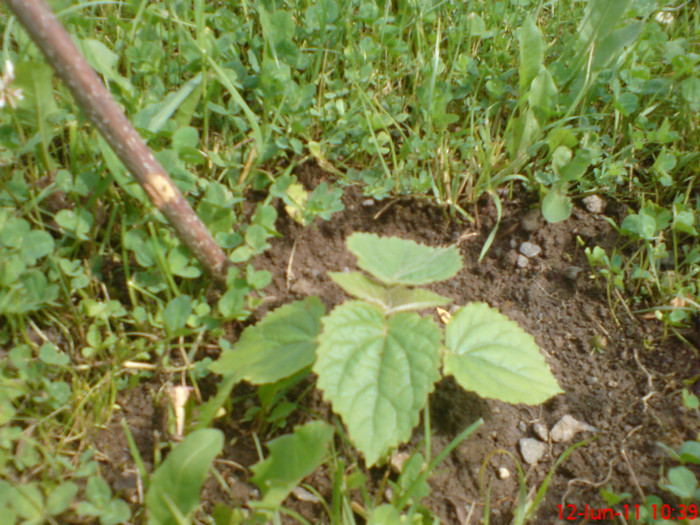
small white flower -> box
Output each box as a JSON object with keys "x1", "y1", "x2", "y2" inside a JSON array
[
  {"x1": 655, "y1": 11, "x2": 675, "y2": 25},
  {"x1": 0, "y1": 60, "x2": 24, "y2": 109}
]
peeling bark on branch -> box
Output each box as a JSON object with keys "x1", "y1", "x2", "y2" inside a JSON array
[{"x1": 3, "y1": 0, "x2": 232, "y2": 285}]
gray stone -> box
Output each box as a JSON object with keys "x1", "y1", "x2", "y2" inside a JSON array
[
  {"x1": 506, "y1": 250, "x2": 519, "y2": 266},
  {"x1": 519, "y1": 242, "x2": 542, "y2": 258},
  {"x1": 564, "y1": 266, "x2": 583, "y2": 280},
  {"x1": 516, "y1": 255, "x2": 530, "y2": 268},
  {"x1": 582, "y1": 194, "x2": 605, "y2": 214},
  {"x1": 550, "y1": 414, "x2": 598, "y2": 443},
  {"x1": 519, "y1": 438, "x2": 546, "y2": 465},
  {"x1": 533, "y1": 422, "x2": 549, "y2": 441}
]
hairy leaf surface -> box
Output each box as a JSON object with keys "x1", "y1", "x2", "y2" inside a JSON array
[
  {"x1": 444, "y1": 303, "x2": 563, "y2": 404},
  {"x1": 314, "y1": 301, "x2": 442, "y2": 465},
  {"x1": 346, "y1": 233, "x2": 462, "y2": 285},
  {"x1": 329, "y1": 271, "x2": 451, "y2": 313},
  {"x1": 209, "y1": 297, "x2": 324, "y2": 383}
]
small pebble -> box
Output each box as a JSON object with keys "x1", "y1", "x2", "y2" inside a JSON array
[
  {"x1": 384, "y1": 487, "x2": 393, "y2": 501},
  {"x1": 564, "y1": 266, "x2": 583, "y2": 280},
  {"x1": 519, "y1": 438, "x2": 546, "y2": 465},
  {"x1": 519, "y1": 242, "x2": 542, "y2": 258},
  {"x1": 518, "y1": 420, "x2": 527, "y2": 433},
  {"x1": 550, "y1": 414, "x2": 598, "y2": 443},
  {"x1": 585, "y1": 375, "x2": 599, "y2": 385},
  {"x1": 582, "y1": 194, "x2": 605, "y2": 214},
  {"x1": 521, "y1": 208, "x2": 542, "y2": 232},
  {"x1": 516, "y1": 255, "x2": 530, "y2": 268},
  {"x1": 362, "y1": 198, "x2": 375, "y2": 206},
  {"x1": 498, "y1": 467, "x2": 511, "y2": 479},
  {"x1": 533, "y1": 422, "x2": 549, "y2": 441},
  {"x1": 292, "y1": 487, "x2": 321, "y2": 503},
  {"x1": 506, "y1": 250, "x2": 519, "y2": 266}
]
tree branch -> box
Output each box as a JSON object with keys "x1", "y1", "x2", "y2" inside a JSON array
[{"x1": 3, "y1": 0, "x2": 232, "y2": 285}]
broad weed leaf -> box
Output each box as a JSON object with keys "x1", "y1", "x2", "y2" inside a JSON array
[
  {"x1": 314, "y1": 301, "x2": 442, "y2": 466},
  {"x1": 146, "y1": 429, "x2": 223, "y2": 525},
  {"x1": 14, "y1": 61, "x2": 58, "y2": 146},
  {"x1": 250, "y1": 421, "x2": 334, "y2": 508},
  {"x1": 560, "y1": 148, "x2": 596, "y2": 183},
  {"x1": 541, "y1": 185, "x2": 572, "y2": 223},
  {"x1": 55, "y1": 208, "x2": 94, "y2": 241},
  {"x1": 679, "y1": 441, "x2": 700, "y2": 464},
  {"x1": 10, "y1": 482, "x2": 43, "y2": 521},
  {"x1": 46, "y1": 482, "x2": 79, "y2": 516},
  {"x1": 621, "y1": 210, "x2": 659, "y2": 241},
  {"x1": 518, "y1": 15, "x2": 544, "y2": 92},
  {"x1": 661, "y1": 466, "x2": 697, "y2": 499},
  {"x1": 210, "y1": 297, "x2": 324, "y2": 383},
  {"x1": 444, "y1": 303, "x2": 563, "y2": 405},
  {"x1": 79, "y1": 38, "x2": 134, "y2": 95},
  {"x1": 507, "y1": 108, "x2": 541, "y2": 158},
  {"x1": 20, "y1": 230, "x2": 54, "y2": 265},
  {"x1": 346, "y1": 233, "x2": 462, "y2": 286},
  {"x1": 329, "y1": 271, "x2": 451, "y2": 313},
  {"x1": 579, "y1": 0, "x2": 632, "y2": 45},
  {"x1": 528, "y1": 66, "x2": 558, "y2": 116},
  {"x1": 368, "y1": 505, "x2": 404, "y2": 525},
  {"x1": 681, "y1": 77, "x2": 700, "y2": 109},
  {"x1": 591, "y1": 22, "x2": 642, "y2": 72},
  {"x1": 146, "y1": 75, "x2": 203, "y2": 134},
  {"x1": 164, "y1": 295, "x2": 192, "y2": 333}
]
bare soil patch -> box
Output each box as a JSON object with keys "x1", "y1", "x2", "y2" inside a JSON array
[{"x1": 96, "y1": 166, "x2": 699, "y2": 524}]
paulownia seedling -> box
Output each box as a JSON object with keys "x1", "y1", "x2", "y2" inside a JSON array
[{"x1": 211, "y1": 233, "x2": 563, "y2": 466}]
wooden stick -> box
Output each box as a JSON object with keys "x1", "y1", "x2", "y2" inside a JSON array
[{"x1": 3, "y1": 0, "x2": 232, "y2": 285}]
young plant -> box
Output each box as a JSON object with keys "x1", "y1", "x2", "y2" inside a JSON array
[
  {"x1": 211, "y1": 234, "x2": 562, "y2": 466},
  {"x1": 145, "y1": 429, "x2": 223, "y2": 525}
]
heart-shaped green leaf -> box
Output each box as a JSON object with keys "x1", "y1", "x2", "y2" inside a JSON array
[
  {"x1": 346, "y1": 233, "x2": 462, "y2": 286},
  {"x1": 329, "y1": 272, "x2": 451, "y2": 314},
  {"x1": 314, "y1": 301, "x2": 442, "y2": 465},
  {"x1": 210, "y1": 297, "x2": 324, "y2": 383},
  {"x1": 444, "y1": 303, "x2": 563, "y2": 405}
]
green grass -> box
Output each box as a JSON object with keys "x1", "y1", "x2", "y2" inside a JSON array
[{"x1": 0, "y1": 0, "x2": 698, "y2": 522}]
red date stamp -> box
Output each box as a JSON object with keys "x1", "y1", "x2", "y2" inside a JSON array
[{"x1": 558, "y1": 503, "x2": 698, "y2": 521}]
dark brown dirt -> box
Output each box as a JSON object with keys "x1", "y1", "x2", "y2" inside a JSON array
[{"x1": 96, "y1": 165, "x2": 699, "y2": 524}]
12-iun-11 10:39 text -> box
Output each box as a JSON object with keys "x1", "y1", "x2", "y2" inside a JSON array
[{"x1": 558, "y1": 503, "x2": 698, "y2": 521}]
